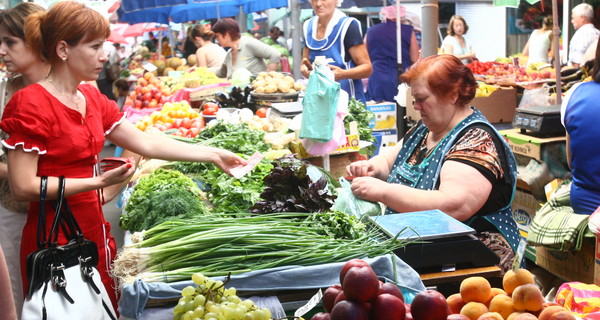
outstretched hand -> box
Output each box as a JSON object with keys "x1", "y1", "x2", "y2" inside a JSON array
[{"x1": 213, "y1": 150, "x2": 247, "y2": 176}]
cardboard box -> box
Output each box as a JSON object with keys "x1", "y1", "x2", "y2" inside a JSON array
[
  {"x1": 404, "y1": 87, "x2": 516, "y2": 124},
  {"x1": 512, "y1": 179, "x2": 543, "y2": 261},
  {"x1": 500, "y1": 128, "x2": 566, "y2": 161},
  {"x1": 377, "y1": 129, "x2": 398, "y2": 148},
  {"x1": 290, "y1": 122, "x2": 360, "y2": 159},
  {"x1": 471, "y1": 87, "x2": 518, "y2": 123},
  {"x1": 535, "y1": 237, "x2": 596, "y2": 284},
  {"x1": 366, "y1": 102, "x2": 397, "y2": 131},
  {"x1": 305, "y1": 152, "x2": 368, "y2": 180}
]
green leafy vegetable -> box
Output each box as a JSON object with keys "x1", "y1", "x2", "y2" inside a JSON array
[
  {"x1": 303, "y1": 211, "x2": 366, "y2": 240},
  {"x1": 345, "y1": 98, "x2": 377, "y2": 156},
  {"x1": 196, "y1": 122, "x2": 270, "y2": 156},
  {"x1": 121, "y1": 169, "x2": 209, "y2": 232}
]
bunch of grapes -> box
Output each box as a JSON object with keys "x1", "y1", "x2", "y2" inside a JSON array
[{"x1": 173, "y1": 273, "x2": 272, "y2": 320}]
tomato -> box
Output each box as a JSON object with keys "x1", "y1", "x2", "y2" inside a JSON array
[
  {"x1": 173, "y1": 119, "x2": 183, "y2": 128},
  {"x1": 202, "y1": 107, "x2": 217, "y2": 115},
  {"x1": 189, "y1": 127, "x2": 200, "y2": 137},
  {"x1": 203, "y1": 102, "x2": 219, "y2": 110},
  {"x1": 256, "y1": 107, "x2": 269, "y2": 118},
  {"x1": 193, "y1": 117, "x2": 205, "y2": 129},
  {"x1": 181, "y1": 118, "x2": 192, "y2": 129}
]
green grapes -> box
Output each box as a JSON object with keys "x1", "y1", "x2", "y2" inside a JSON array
[{"x1": 173, "y1": 273, "x2": 272, "y2": 320}]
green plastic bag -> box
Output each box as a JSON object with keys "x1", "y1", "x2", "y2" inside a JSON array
[
  {"x1": 300, "y1": 68, "x2": 340, "y2": 142},
  {"x1": 332, "y1": 177, "x2": 382, "y2": 220}
]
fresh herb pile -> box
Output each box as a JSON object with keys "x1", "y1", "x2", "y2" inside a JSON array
[
  {"x1": 113, "y1": 212, "x2": 407, "y2": 283},
  {"x1": 302, "y1": 211, "x2": 366, "y2": 240},
  {"x1": 195, "y1": 122, "x2": 270, "y2": 155},
  {"x1": 344, "y1": 98, "x2": 377, "y2": 156},
  {"x1": 120, "y1": 169, "x2": 209, "y2": 232},
  {"x1": 250, "y1": 155, "x2": 337, "y2": 214}
]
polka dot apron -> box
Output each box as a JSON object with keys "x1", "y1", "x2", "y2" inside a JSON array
[{"x1": 386, "y1": 107, "x2": 520, "y2": 252}]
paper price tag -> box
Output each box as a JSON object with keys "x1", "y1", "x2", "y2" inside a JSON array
[
  {"x1": 512, "y1": 238, "x2": 527, "y2": 271},
  {"x1": 294, "y1": 288, "x2": 323, "y2": 318},
  {"x1": 230, "y1": 151, "x2": 264, "y2": 179},
  {"x1": 142, "y1": 62, "x2": 157, "y2": 73}
]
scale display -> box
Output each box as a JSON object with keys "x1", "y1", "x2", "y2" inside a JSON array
[{"x1": 512, "y1": 104, "x2": 564, "y2": 135}]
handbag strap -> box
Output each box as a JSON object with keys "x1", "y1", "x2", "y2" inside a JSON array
[
  {"x1": 47, "y1": 176, "x2": 66, "y2": 246},
  {"x1": 36, "y1": 176, "x2": 48, "y2": 248},
  {"x1": 51, "y1": 176, "x2": 84, "y2": 242}
]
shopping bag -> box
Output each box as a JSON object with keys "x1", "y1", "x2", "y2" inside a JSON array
[
  {"x1": 299, "y1": 67, "x2": 340, "y2": 142},
  {"x1": 22, "y1": 176, "x2": 117, "y2": 320},
  {"x1": 331, "y1": 177, "x2": 382, "y2": 220}
]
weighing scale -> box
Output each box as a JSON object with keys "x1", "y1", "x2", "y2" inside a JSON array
[
  {"x1": 369, "y1": 210, "x2": 500, "y2": 273},
  {"x1": 512, "y1": 104, "x2": 564, "y2": 136}
]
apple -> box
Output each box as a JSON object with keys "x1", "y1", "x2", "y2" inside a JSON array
[
  {"x1": 310, "y1": 312, "x2": 331, "y2": 320},
  {"x1": 339, "y1": 259, "x2": 370, "y2": 284},
  {"x1": 378, "y1": 282, "x2": 404, "y2": 302},
  {"x1": 323, "y1": 285, "x2": 342, "y2": 312},
  {"x1": 410, "y1": 290, "x2": 449, "y2": 320},
  {"x1": 342, "y1": 266, "x2": 379, "y2": 302},
  {"x1": 371, "y1": 293, "x2": 405, "y2": 320},
  {"x1": 330, "y1": 300, "x2": 369, "y2": 320}
]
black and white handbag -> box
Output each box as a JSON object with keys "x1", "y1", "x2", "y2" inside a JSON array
[{"x1": 21, "y1": 176, "x2": 117, "y2": 320}]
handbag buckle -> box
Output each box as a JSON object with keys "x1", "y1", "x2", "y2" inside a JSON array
[
  {"x1": 79, "y1": 256, "x2": 101, "y2": 294},
  {"x1": 50, "y1": 263, "x2": 74, "y2": 303}
]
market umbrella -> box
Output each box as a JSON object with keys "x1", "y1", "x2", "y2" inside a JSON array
[{"x1": 117, "y1": 0, "x2": 288, "y2": 24}]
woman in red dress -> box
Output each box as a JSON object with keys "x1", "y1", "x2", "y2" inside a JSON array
[{"x1": 0, "y1": 2, "x2": 245, "y2": 312}]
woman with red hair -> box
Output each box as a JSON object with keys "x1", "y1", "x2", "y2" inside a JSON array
[{"x1": 347, "y1": 55, "x2": 519, "y2": 272}]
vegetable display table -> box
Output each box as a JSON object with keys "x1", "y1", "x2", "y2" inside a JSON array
[{"x1": 118, "y1": 255, "x2": 425, "y2": 320}]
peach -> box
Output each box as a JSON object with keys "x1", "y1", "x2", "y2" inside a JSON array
[
  {"x1": 461, "y1": 302, "x2": 489, "y2": 320},
  {"x1": 503, "y1": 269, "x2": 535, "y2": 296},
  {"x1": 512, "y1": 284, "x2": 545, "y2": 312},
  {"x1": 460, "y1": 277, "x2": 492, "y2": 303},
  {"x1": 513, "y1": 313, "x2": 538, "y2": 320},
  {"x1": 547, "y1": 311, "x2": 575, "y2": 320},
  {"x1": 477, "y1": 312, "x2": 504, "y2": 320},
  {"x1": 538, "y1": 306, "x2": 569, "y2": 320},
  {"x1": 448, "y1": 293, "x2": 467, "y2": 314},
  {"x1": 489, "y1": 294, "x2": 516, "y2": 319},
  {"x1": 486, "y1": 288, "x2": 508, "y2": 305}
]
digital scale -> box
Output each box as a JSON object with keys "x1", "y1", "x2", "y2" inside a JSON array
[
  {"x1": 512, "y1": 104, "x2": 565, "y2": 136},
  {"x1": 369, "y1": 210, "x2": 500, "y2": 273}
]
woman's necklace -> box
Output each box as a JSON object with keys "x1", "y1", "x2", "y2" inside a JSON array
[{"x1": 47, "y1": 78, "x2": 82, "y2": 111}]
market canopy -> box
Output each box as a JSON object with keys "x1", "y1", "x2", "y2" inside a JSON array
[{"x1": 117, "y1": 0, "x2": 289, "y2": 24}]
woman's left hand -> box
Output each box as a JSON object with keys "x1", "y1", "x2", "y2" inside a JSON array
[
  {"x1": 350, "y1": 176, "x2": 387, "y2": 203},
  {"x1": 328, "y1": 64, "x2": 344, "y2": 81}
]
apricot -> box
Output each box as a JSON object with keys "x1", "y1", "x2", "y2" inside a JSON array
[
  {"x1": 461, "y1": 302, "x2": 489, "y2": 320},
  {"x1": 512, "y1": 313, "x2": 538, "y2": 320},
  {"x1": 477, "y1": 312, "x2": 504, "y2": 320},
  {"x1": 486, "y1": 288, "x2": 508, "y2": 305},
  {"x1": 489, "y1": 294, "x2": 516, "y2": 319},
  {"x1": 538, "y1": 306, "x2": 568, "y2": 320},
  {"x1": 512, "y1": 284, "x2": 545, "y2": 312},
  {"x1": 547, "y1": 311, "x2": 575, "y2": 320},
  {"x1": 503, "y1": 269, "x2": 535, "y2": 296},
  {"x1": 460, "y1": 277, "x2": 492, "y2": 303},
  {"x1": 447, "y1": 293, "x2": 467, "y2": 314}
]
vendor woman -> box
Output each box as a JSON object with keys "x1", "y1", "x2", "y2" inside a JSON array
[
  {"x1": 300, "y1": 0, "x2": 372, "y2": 103},
  {"x1": 346, "y1": 55, "x2": 520, "y2": 272}
]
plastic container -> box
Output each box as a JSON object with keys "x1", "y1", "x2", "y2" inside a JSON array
[{"x1": 251, "y1": 91, "x2": 299, "y2": 108}]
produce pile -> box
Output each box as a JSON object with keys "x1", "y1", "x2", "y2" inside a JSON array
[
  {"x1": 173, "y1": 273, "x2": 272, "y2": 320},
  {"x1": 251, "y1": 71, "x2": 305, "y2": 94},
  {"x1": 311, "y1": 263, "x2": 579, "y2": 320},
  {"x1": 112, "y1": 212, "x2": 407, "y2": 284}
]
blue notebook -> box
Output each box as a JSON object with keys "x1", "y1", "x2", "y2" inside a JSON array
[{"x1": 369, "y1": 209, "x2": 475, "y2": 240}]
